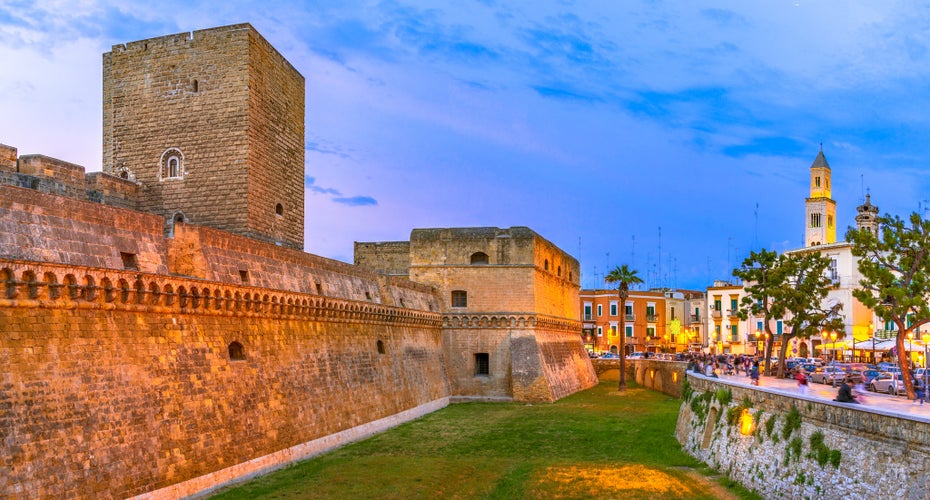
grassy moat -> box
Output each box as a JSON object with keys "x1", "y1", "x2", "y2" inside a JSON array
[{"x1": 211, "y1": 375, "x2": 758, "y2": 499}]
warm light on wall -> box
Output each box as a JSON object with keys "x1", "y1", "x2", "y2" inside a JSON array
[
  {"x1": 739, "y1": 409, "x2": 754, "y2": 436},
  {"x1": 672, "y1": 372, "x2": 678, "y2": 383}
]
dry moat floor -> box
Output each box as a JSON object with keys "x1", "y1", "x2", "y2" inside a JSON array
[{"x1": 211, "y1": 374, "x2": 758, "y2": 500}]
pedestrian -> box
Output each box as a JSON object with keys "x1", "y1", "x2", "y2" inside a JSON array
[
  {"x1": 833, "y1": 378, "x2": 858, "y2": 403},
  {"x1": 750, "y1": 361, "x2": 760, "y2": 386},
  {"x1": 705, "y1": 361, "x2": 718, "y2": 378},
  {"x1": 853, "y1": 379, "x2": 867, "y2": 404},
  {"x1": 796, "y1": 366, "x2": 809, "y2": 395}
]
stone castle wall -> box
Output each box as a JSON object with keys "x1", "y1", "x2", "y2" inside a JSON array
[
  {"x1": 0, "y1": 185, "x2": 168, "y2": 273},
  {"x1": 0, "y1": 145, "x2": 140, "y2": 210},
  {"x1": 354, "y1": 241, "x2": 411, "y2": 276},
  {"x1": 0, "y1": 259, "x2": 448, "y2": 499},
  {"x1": 441, "y1": 314, "x2": 596, "y2": 402},
  {"x1": 677, "y1": 375, "x2": 930, "y2": 498}
]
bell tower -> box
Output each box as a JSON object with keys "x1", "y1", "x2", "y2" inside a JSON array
[{"x1": 804, "y1": 149, "x2": 836, "y2": 247}]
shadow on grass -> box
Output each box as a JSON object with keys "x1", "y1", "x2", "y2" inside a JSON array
[{"x1": 210, "y1": 377, "x2": 760, "y2": 499}]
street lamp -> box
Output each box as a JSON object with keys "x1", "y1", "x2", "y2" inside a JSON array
[{"x1": 869, "y1": 321, "x2": 875, "y2": 364}]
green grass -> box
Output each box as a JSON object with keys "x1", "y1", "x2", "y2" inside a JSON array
[{"x1": 211, "y1": 377, "x2": 759, "y2": 499}]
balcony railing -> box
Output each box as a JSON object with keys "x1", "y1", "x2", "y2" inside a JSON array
[
  {"x1": 625, "y1": 314, "x2": 635, "y2": 321},
  {"x1": 690, "y1": 314, "x2": 700, "y2": 322},
  {"x1": 646, "y1": 314, "x2": 658, "y2": 322},
  {"x1": 583, "y1": 314, "x2": 593, "y2": 321},
  {"x1": 712, "y1": 310, "x2": 722, "y2": 319}
]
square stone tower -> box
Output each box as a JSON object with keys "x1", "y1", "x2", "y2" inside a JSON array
[{"x1": 102, "y1": 24, "x2": 305, "y2": 249}]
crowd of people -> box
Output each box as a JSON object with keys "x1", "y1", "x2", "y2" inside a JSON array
[{"x1": 683, "y1": 353, "x2": 868, "y2": 404}]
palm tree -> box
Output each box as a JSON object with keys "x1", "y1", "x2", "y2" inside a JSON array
[{"x1": 605, "y1": 264, "x2": 644, "y2": 391}]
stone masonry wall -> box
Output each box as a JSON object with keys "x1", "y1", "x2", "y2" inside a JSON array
[
  {"x1": 103, "y1": 24, "x2": 305, "y2": 248},
  {"x1": 0, "y1": 260, "x2": 448, "y2": 498},
  {"x1": 168, "y1": 222, "x2": 440, "y2": 311},
  {"x1": 354, "y1": 241, "x2": 412, "y2": 276},
  {"x1": 0, "y1": 185, "x2": 168, "y2": 274},
  {"x1": 442, "y1": 314, "x2": 596, "y2": 402},
  {"x1": 677, "y1": 374, "x2": 930, "y2": 499}
]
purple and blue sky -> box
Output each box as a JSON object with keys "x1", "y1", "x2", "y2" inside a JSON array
[{"x1": 2, "y1": 1, "x2": 930, "y2": 290}]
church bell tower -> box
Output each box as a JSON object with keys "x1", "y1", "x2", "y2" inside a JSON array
[{"x1": 804, "y1": 149, "x2": 836, "y2": 247}]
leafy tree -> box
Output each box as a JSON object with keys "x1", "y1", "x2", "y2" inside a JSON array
[
  {"x1": 605, "y1": 264, "x2": 643, "y2": 391},
  {"x1": 775, "y1": 252, "x2": 846, "y2": 378},
  {"x1": 733, "y1": 249, "x2": 786, "y2": 377},
  {"x1": 848, "y1": 213, "x2": 930, "y2": 400}
]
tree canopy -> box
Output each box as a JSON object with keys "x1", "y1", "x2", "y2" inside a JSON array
[{"x1": 848, "y1": 212, "x2": 930, "y2": 399}]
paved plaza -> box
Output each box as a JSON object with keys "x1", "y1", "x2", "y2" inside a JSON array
[{"x1": 695, "y1": 369, "x2": 930, "y2": 423}]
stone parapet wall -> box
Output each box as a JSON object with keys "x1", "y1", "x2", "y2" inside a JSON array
[
  {"x1": 0, "y1": 259, "x2": 448, "y2": 498},
  {"x1": 677, "y1": 374, "x2": 930, "y2": 498},
  {"x1": 630, "y1": 360, "x2": 687, "y2": 398},
  {"x1": 0, "y1": 185, "x2": 167, "y2": 273},
  {"x1": 169, "y1": 223, "x2": 440, "y2": 310}
]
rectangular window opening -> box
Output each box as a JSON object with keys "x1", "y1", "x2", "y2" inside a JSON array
[
  {"x1": 239, "y1": 270, "x2": 249, "y2": 283},
  {"x1": 475, "y1": 353, "x2": 490, "y2": 376},
  {"x1": 451, "y1": 290, "x2": 467, "y2": 308},
  {"x1": 119, "y1": 252, "x2": 139, "y2": 270}
]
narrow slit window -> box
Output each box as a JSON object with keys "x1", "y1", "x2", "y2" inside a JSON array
[
  {"x1": 377, "y1": 340, "x2": 385, "y2": 354},
  {"x1": 239, "y1": 270, "x2": 249, "y2": 283}
]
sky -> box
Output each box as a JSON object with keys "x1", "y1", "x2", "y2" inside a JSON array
[{"x1": 3, "y1": 1, "x2": 930, "y2": 290}]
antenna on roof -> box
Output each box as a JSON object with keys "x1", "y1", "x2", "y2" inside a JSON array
[{"x1": 820, "y1": 142, "x2": 823, "y2": 152}]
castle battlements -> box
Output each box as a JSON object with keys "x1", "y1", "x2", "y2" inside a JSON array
[{"x1": 0, "y1": 143, "x2": 140, "y2": 209}]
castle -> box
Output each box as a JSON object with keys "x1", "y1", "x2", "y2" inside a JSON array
[{"x1": 0, "y1": 24, "x2": 595, "y2": 498}]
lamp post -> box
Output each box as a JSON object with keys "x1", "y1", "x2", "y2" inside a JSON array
[
  {"x1": 870, "y1": 322, "x2": 875, "y2": 364},
  {"x1": 908, "y1": 331, "x2": 915, "y2": 369}
]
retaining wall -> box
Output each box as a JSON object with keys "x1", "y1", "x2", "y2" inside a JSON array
[{"x1": 677, "y1": 374, "x2": 930, "y2": 499}]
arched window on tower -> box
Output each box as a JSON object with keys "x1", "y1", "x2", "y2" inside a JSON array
[{"x1": 160, "y1": 148, "x2": 184, "y2": 180}]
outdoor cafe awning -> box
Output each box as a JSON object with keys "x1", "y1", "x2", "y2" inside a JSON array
[{"x1": 842, "y1": 338, "x2": 926, "y2": 352}]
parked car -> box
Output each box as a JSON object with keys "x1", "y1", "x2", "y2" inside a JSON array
[
  {"x1": 810, "y1": 366, "x2": 847, "y2": 384},
  {"x1": 626, "y1": 352, "x2": 645, "y2": 360},
  {"x1": 600, "y1": 352, "x2": 619, "y2": 359},
  {"x1": 850, "y1": 369, "x2": 880, "y2": 385},
  {"x1": 869, "y1": 371, "x2": 906, "y2": 395}
]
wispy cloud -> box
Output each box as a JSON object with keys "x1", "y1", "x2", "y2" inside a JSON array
[
  {"x1": 333, "y1": 196, "x2": 377, "y2": 206},
  {"x1": 304, "y1": 176, "x2": 377, "y2": 207}
]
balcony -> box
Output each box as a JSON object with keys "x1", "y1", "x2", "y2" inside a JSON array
[
  {"x1": 728, "y1": 309, "x2": 740, "y2": 318},
  {"x1": 583, "y1": 314, "x2": 593, "y2": 321},
  {"x1": 712, "y1": 310, "x2": 722, "y2": 319},
  {"x1": 689, "y1": 314, "x2": 700, "y2": 322},
  {"x1": 646, "y1": 314, "x2": 658, "y2": 323},
  {"x1": 625, "y1": 314, "x2": 635, "y2": 321}
]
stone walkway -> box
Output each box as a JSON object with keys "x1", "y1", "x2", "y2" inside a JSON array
[{"x1": 695, "y1": 370, "x2": 930, "y2": 423}]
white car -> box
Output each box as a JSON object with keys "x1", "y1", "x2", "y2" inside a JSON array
[{"x1": 869, "y1": 372, "x2": 905, "y2": 395}]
